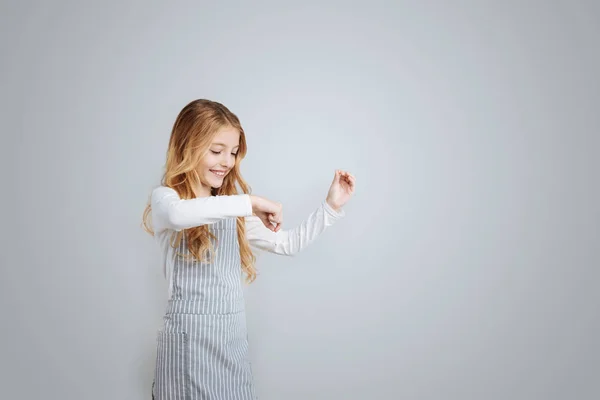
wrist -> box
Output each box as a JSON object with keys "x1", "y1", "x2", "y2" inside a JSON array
[
  {"x1": 325, "y1": 198, "x2": 341, "y2": 212},
  {"x1": 249, "y1": 195, "x2": 258, "y2": 212}
]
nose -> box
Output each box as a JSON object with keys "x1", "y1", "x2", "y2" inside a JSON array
[{"x1": 220, "y1": 153, "x2": 235, "y2": 169}]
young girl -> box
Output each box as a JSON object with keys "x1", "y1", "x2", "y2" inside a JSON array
[{"x1": 142, "y1": 99, "x2": 356, "y2": 400}]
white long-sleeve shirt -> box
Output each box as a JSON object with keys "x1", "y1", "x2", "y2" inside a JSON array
[{"x1": 150, "y1": 186, "x2": 346, "y2": 298}]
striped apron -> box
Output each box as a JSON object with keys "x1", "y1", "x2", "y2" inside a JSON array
[{"x1": 152, "y1": 217, "x2": 257, "y2": 399}]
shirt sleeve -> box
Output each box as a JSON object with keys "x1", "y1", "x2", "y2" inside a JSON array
[
  {"x1": 151, "y1": 186, "x2": 254, "y2": 233},
  {"x1": 244, "y1": 199, "x2": 346, "y2": 256}
]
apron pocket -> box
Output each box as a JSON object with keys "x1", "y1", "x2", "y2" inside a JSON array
[{"x1": 153, "y1": 330, "x2": 191, "y2": 400}]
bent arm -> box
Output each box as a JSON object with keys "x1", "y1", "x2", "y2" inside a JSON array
[
  {"x1": 245, "y1": 200, "x2": 345, "y2": 256},
  {"x1": 151, "y1": 186, "x2": 253, "y2": 233}
]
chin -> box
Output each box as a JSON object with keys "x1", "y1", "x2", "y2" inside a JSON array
[
  {"x1": 207, "y1": 177, "x2": 225, "y2": 189},
  {"x1": 204, "y1": 170, "x2": 228, "y2": 189}
]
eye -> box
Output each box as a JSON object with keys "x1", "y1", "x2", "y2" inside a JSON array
[{"x1": 211, "y1": 150, "x2": 239, "y2": 156}]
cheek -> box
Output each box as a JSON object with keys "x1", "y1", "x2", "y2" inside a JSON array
[{"x1": 201, "y1": 156, "x2": 216, "y2": 169}]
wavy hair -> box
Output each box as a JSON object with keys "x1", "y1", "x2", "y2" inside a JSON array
[{"x1": 142, "y1": 99, "x2": 257, "y2": 283}]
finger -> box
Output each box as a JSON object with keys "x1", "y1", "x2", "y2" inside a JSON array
[
  {"x1": 269, "y1": 220, "x2": 280, "y2": 232},
  {"x1": 350, "y1": 179, "x2": 356, "y2": 192},
  {"x1": 258, "y1": 214, "x2": 274, "y2": 229},
  {"x1": 262, "y1": 217, "x2": 272, "y2": 228},
  {"x1": 345, "y1": 176, "x2": 355, "y2": 190}
]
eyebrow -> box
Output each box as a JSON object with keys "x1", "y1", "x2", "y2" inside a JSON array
[{"x1": 212, "y1": 143, "x2": 240, "y2": 148}]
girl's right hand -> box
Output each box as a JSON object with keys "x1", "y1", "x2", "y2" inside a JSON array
[{"x1": 249, "y1": 195, "x2": 283, "y2": 232}]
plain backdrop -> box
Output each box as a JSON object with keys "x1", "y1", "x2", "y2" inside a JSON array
[{"x1": 1, "y1": 1, "x2": 599, "y2": 399}]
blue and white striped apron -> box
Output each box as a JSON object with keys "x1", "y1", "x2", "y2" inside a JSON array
[{"x1": 152, "y1": 217, "x2": 257, "y2": 399}]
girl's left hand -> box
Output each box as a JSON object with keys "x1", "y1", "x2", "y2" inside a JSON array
[{"x1": 325, "y1": 169, "x2": 356, "y2": 212}]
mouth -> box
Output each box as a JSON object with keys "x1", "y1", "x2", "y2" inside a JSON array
[{"x1": 209, "y1": 169, "x2": 228, "y2": 178}]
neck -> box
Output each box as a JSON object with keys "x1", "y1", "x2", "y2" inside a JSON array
[{"x1": 193, "y1": 184, "x2": 213, "y2": 198}]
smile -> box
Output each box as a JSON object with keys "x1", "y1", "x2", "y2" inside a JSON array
[{"x1": 210, "y1": 170, "x2": 227, "y2": 177}]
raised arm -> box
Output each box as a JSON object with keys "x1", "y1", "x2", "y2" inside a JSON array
[
  {"x1": 151, "y1": 186, "x2": 253, "y2": 233},
  {"x1": 245, "y1": 199, "x2": 345, "y2": 256}
]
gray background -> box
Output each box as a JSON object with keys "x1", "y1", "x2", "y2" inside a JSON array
[{"x1": 1, "y1": 1, "x2": 599, "y2": 399}]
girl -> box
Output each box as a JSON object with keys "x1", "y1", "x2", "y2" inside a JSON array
[{"x1": 142, "y1": 99, "x2": 356, "y2": 400}]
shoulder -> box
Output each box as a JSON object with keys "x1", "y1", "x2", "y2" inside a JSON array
[
  {"x1": 151, "y1": 185, "x2": 179, "y2": 201},
  {"x1": 152, "y1": 185, "x2": 177, "y2": 195}
]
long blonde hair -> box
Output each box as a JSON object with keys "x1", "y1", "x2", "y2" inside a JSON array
[{"x1": 142, "y1": 99, "x2": 257, "y2": 283}]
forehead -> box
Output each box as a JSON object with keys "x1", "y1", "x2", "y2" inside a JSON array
[{"x1": 212, "y1": 126, "x2": 240, "y2": 147}]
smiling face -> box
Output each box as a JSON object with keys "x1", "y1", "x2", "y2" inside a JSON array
[{"x1": 195, "y1": 125, "x2": 240, "y2": 197}]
